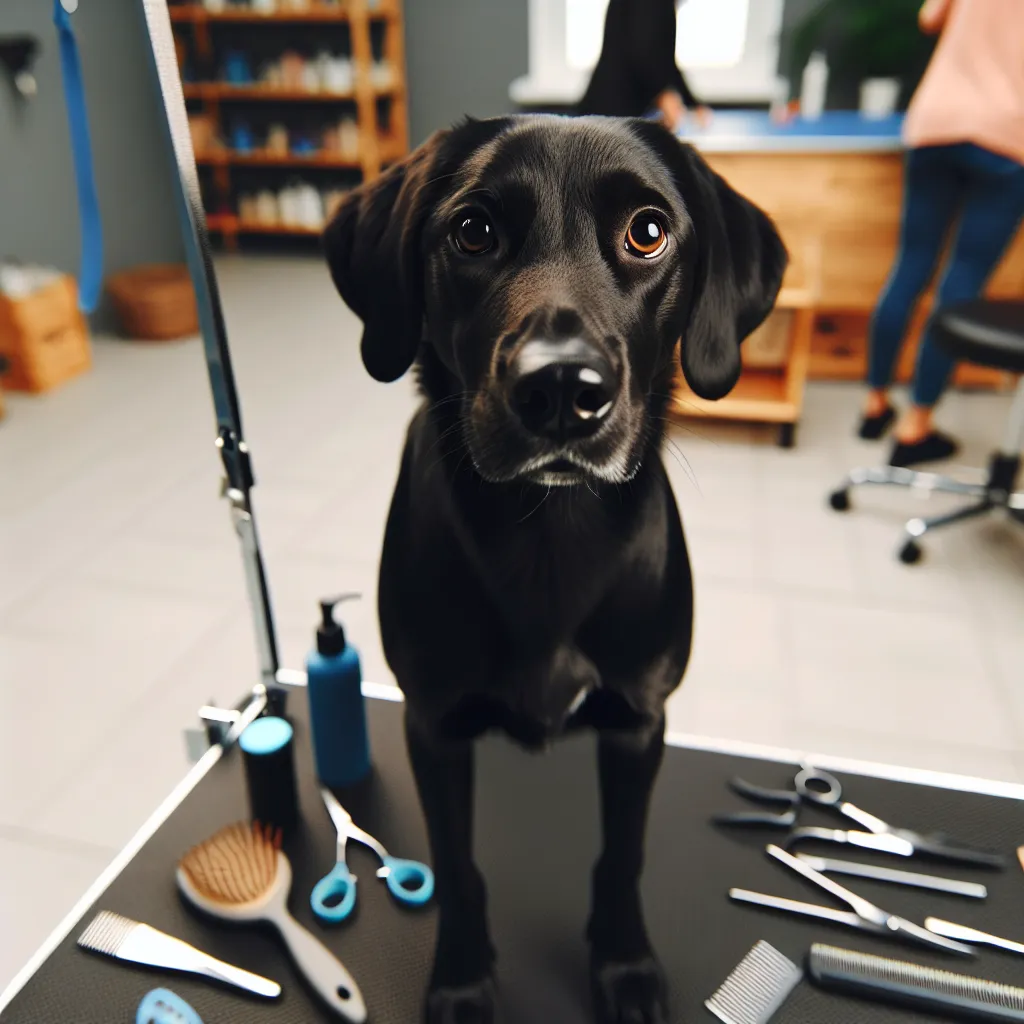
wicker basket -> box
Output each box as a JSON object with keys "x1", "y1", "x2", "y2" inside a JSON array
[{"x1": 107, "y1": 264, "x2": 198, "y2": 340}]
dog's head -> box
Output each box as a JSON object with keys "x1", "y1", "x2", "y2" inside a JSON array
[{"x1": 325, "y1": 116, "x2": 785, "y2": 486}]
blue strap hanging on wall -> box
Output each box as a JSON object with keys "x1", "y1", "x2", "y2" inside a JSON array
[{"x1": 53, "y1": 0, "x2": 102, "y2": 314}]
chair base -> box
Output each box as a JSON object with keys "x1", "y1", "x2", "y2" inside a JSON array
[{"x1": 829, "y1": 453, "x2": 1024, "y2": 565}]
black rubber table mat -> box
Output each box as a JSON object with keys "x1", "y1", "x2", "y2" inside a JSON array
[{"x1": 3, "y1": 693, "x2": 1023, "y2": 1023}]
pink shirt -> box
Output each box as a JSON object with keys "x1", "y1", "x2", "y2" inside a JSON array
[{"x1": 903, "y1": 0, "x2": 1024, "y2": 164}]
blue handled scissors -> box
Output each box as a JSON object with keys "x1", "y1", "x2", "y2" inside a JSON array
[{"x1": 311, "y1": 787, "x2": 434, "y2": 922}]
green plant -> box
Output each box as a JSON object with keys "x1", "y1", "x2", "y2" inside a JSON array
[{"x1": 787, "y1": 0, "x2": 934, "y2": 89}]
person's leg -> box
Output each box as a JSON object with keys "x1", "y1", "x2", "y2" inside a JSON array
[
  {"x1": 893, "y1": 146, "x2": 1024, "y2": 461},
  {"x1": 862, "y1": 146, "x2": 961, "y2": 433}
]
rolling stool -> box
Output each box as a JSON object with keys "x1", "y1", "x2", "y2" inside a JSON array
[{"x1": 829, "y1": 299, "x2": 1024, "y2": 564}]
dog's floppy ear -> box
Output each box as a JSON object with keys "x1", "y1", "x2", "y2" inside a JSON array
[
  {"x1": 323, "y1": 131, "x2": 447, "y2": 382},
  {"x1": 634, "y1": 123, "x2": 787, "y2": 400}
]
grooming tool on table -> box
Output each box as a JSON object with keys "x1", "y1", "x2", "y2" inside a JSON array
[
  {"x1": 77, "y1": 910, "x2": 280, "y2": 998},
  {"x1": 795, "y1": 853, "x2": 988, "y2": 898},
  {"x1": 705, "y1": 940, "x2": 801, "y2": 1024},
  {"x1": 808, "y1": 943, "x2": 1024, "y2": 1022},
  {"x1": 713, "y1": 777, "x2": 800, "y2": 827},
  {"x1": 311, "y1": 786, "x2": 434, "y2": 922},
  {"x1": 239, "y1": 715, "x2": 299, "y2": 836},
  {"x1": 177, "y1": 822, "x2": 366, "y2": 1022},
  {"x1": 716, "y1": 763, "x2": 1005, "y2": 866},
  {"x1": 136, "y1": 988, "x2": 203, "y2": 1024},
  {"x1": 790, "y1": 764, "x2": 1005, "y2": 867},
  {"x1": 714, "y1": 773, "x2": 915, "y2": 854},
  {"x1": 926, "y1": 918, "x2": 1024, "y2": 957},
  {"x1": 786, "y1": 825, "x2": 914, "y2": 856},
  {"x1": 729, "y1": 845, "x2": 975, "y2": 955}
]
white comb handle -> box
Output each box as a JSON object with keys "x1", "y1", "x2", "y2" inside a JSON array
[
  {"x1": 265, "y1": 904, "x2": 367, "y2": 1023},
  {"x1": 119, "y1": 924, "x2": 281, "y2": 998}
]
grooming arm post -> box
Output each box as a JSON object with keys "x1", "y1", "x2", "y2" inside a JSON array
[{"x1": 137, "y1": 0, "x2": 280, "y2": 688}]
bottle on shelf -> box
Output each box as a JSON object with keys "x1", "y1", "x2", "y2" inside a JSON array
[{"x1": 800, "y1": 51, "x2": 828, "y2": 121}]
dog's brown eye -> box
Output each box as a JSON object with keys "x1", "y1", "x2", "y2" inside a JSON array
[
  {"x1": 453, "y1": 214, "x2": 494, "y2": 255},
  {"x1": 625, "y1": 214, "x2": 667, "y2": 259}
]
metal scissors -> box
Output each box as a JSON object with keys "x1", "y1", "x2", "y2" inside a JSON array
[
  {"x1": 730, "y1": 845, "x2": 976, "y2": 957},
  {"x1": 789, "y1": 765, "x2": 1006, "y2": 868},
  {"x1": 311, "y1": 787, "x2": 435, "y2": 922},
  {"x1": 714, "y1": 772, "x2": 912, "y2": 855}
]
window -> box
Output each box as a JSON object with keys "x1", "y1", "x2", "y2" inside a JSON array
[
  {"x1": 567, "y1": 0, "x2": 751, "y2": 72},
  {"x1": 510, "y1": 0, "x2": 782, "y2": 106}
]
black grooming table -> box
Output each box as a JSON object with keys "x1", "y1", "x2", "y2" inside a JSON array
[{"x1": 2, "y1": 692, "x2": 1023, "y2": 1023}]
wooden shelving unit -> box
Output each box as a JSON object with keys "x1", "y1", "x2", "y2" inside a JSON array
[
  {"x1": 170, "y1": 3, "x2": 400, "y2": 23},
  {"x1": 207, "y1": 213, "x2": 323, "y2": 236},
  {"x1": 181, "y1": 82, "x2": 399, "y2": 101},
  {"x1": 170, "y1": 0, "x2": 408, "y2": 247}
]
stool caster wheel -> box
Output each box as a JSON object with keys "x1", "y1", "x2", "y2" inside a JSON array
[
  {"x1": 829, "y1": 489, "x2": 850, "y2": 512},
  {"x1": 777, "y1": 422, "x2": 796, "y2": 448},
  {"x1": 898, "y1": 539, "x2": 923, "y2": 565}
]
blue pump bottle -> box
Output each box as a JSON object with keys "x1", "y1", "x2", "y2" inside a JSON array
[{"x1": 306, "y1": 594, "x2": 370, "y2": 787}]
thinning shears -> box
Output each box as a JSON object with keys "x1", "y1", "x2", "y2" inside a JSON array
[
  {"x1": 730, "y1": 845, "x2": 976, "y2": 957},
  {"x1": 311, "y1": 788, "x2": 434, "y2": 923}
]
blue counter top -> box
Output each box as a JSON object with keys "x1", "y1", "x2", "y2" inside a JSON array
[{"x1": 678, "y1": 110, "x2": 904, "y2": 154}]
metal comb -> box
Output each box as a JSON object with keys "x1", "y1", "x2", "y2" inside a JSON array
[
  {"x1": 808, "y1": 943, "x2": 1024, "y2": 1022},
  {"x1": 705, "y1": 940, "x2": 802, "y2": 1024}
]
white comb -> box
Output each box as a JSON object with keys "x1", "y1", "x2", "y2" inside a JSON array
[
  {"x1": 77, "y1": 910, "x2": 280, "y2": 999},
  {"x1": 705, "y1": 940, "x2": 801, "y2": 1024}
]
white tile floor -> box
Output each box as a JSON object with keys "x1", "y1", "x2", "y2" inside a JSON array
[{"x1": 1, "y1": 255, "x2": 1023, "y2": 990}]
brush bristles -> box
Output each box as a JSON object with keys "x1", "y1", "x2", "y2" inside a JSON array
[
  {"x1": 179, "y1": 821, "x2": 282, "y2": 905},
  {"x1": 77, "y1": 911, "x2": 138, "y2": 956}
]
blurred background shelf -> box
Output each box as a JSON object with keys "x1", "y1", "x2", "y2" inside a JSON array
[
  {"x1": 206, "y1": 213, "x2": 323, "y2": 237},
  {"x1": 196, "y1": 150, "x2": 362, "y2": 168},
  {"x1": 170, "y1": 3, "x2": 399, "y2": 23},
  {"x1": 181, "y1": 83, "x2": 400, "y2": 101},
  {"x1": 172, "y1": 0, "x2": 407, "y2": 250}
]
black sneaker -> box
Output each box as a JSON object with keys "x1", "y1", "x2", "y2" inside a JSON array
[
  {"x1": 857, "y1": 404, "x2": 896, "y2": 440},
  {"x1": 889, "y1": 431, "x2": 959, "y2": 468}
]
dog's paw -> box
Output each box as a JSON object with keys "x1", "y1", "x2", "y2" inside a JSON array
[
  {"x1": 424, "y1": 977, "x2": 499, "y2": 1024},
  {"x1": 591, "y1": 955, "x2": 669, "y2": 1024}
]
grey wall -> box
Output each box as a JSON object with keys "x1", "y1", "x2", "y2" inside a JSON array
[
  {"x1": 403, "y1": 0, "x2": 528, "y2": 146},
  {"x1": 0, "y1": 0, "x2": 184, "y2": 330}
]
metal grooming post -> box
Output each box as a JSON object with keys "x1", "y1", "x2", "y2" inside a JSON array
[{"x1": 138, "y1": 0, "x2": 280, "y2": 698}]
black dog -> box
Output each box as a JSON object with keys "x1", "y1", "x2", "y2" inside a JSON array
[{"x1": 325, "y1": 115, "x2": 785, "y2": 1024}]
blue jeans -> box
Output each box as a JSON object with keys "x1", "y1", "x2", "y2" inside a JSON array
[{"x1": 868, "y1": 143, "x2": 1024, "y2": 407}]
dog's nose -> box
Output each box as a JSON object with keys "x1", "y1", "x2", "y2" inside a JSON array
[{"x1": 507, "y1": 339, "x2": 617, "y2": 441}]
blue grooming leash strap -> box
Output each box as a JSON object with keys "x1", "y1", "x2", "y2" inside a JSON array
[{"x1": 53, "y1": 0, "x2": 102, "y2": 313}]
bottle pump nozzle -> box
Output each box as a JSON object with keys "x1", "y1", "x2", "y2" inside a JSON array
[{"x1": 317, "y1": 592, "x2": 360, "y2": 657}]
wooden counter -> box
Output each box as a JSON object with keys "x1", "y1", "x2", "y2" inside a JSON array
[{"x1": 671, "y1": 112, "x2": 1024, "y2": 434}]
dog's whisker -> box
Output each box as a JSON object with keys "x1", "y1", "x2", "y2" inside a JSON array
[{"x1": 425, "y1": 420, "x2": 468, "y2": 459}]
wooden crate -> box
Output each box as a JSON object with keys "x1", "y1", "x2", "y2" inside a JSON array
[{"x1": 0, "y1": 275, "x2": 91, "y2": 392}]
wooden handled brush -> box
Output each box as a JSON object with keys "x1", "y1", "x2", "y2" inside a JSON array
[{"x1": 177, "y1": 822, "x2": 366, "y2": 1023}]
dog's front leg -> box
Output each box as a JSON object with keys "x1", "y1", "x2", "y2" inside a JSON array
[
  {"x1": 587, "y1": 720, "x2": 668, "y2": 1024},
  {"x1": 406, "y1": 711, "x2": 497, "y2": 1024}
]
